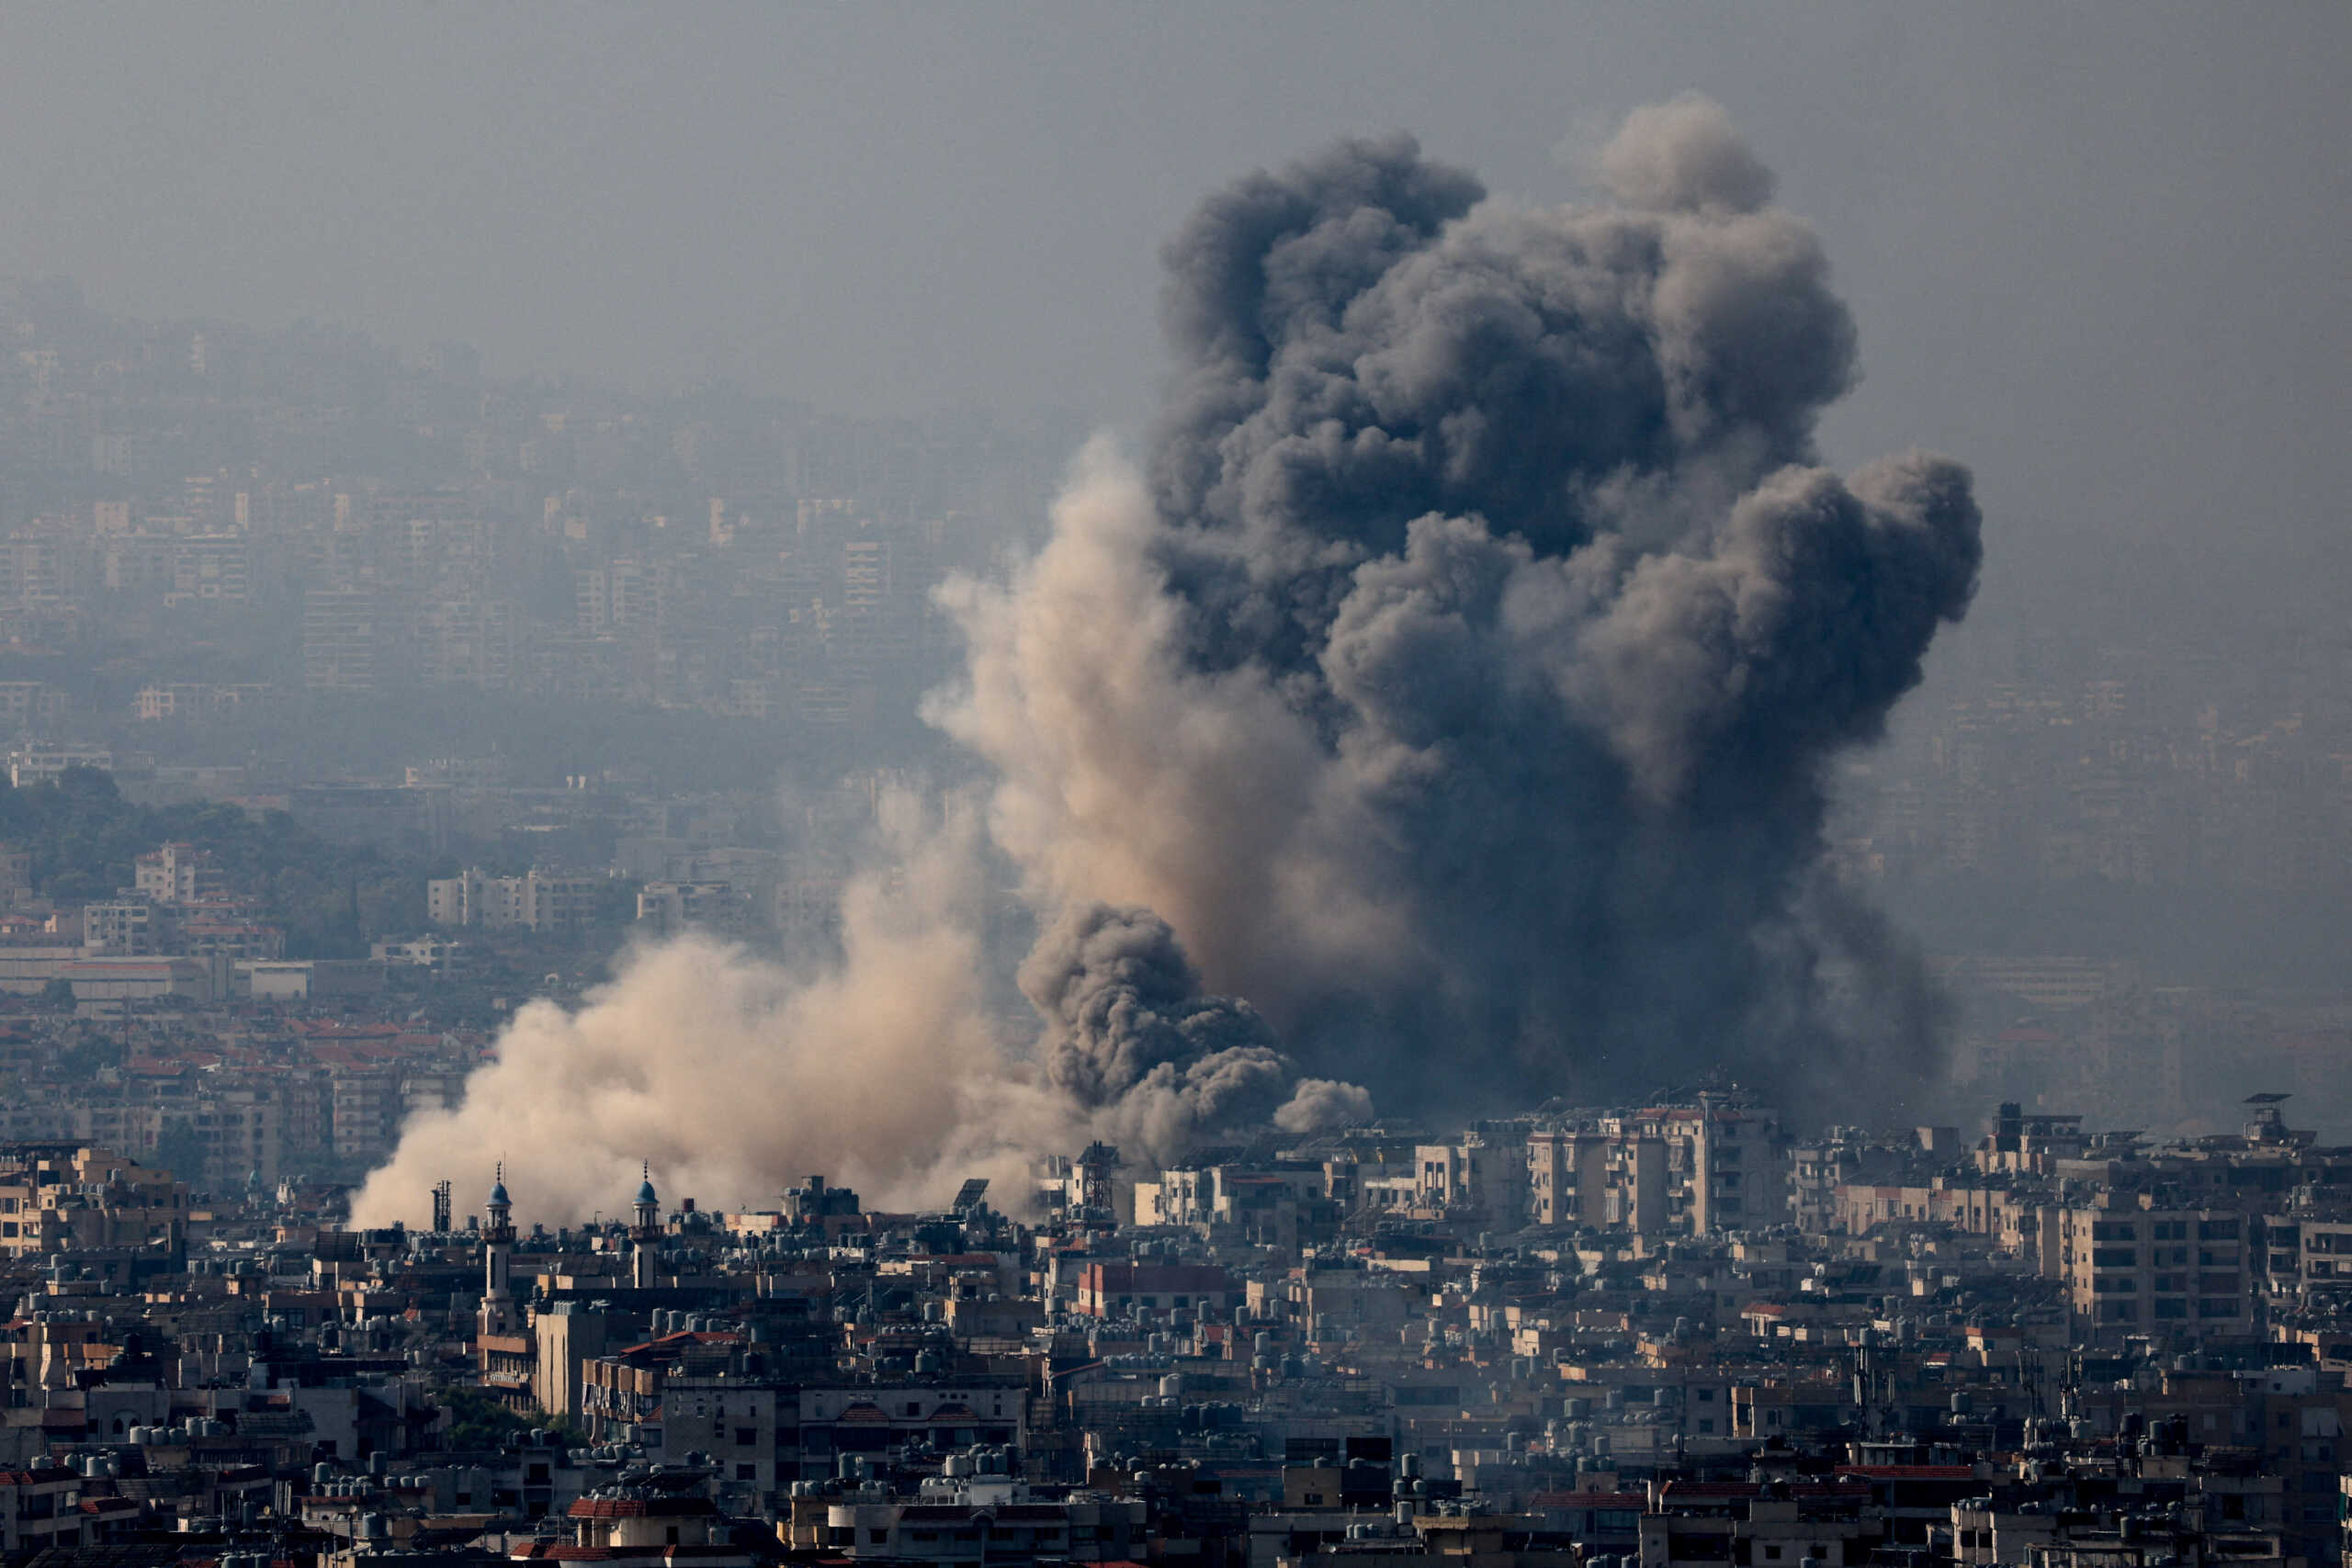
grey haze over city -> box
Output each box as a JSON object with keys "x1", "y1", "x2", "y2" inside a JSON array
[{"x1": 0, "y1": 3, "x2": 2345, "y2": 1226}]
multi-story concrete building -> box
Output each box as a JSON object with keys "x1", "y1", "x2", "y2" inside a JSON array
[
  {"x1": 0, "y1": 1145, "x2": 189, "y2": 1260},
  {"x1": 1527, "y1": 1100, "x2": 1782, "y2": 1236},
  {"x1": 301, "y1": 586, "x2": 379, "y2": 691},
  {"x1": 0, "y1": 843, "x2": 34, "y2": 910},
  {"x1": 81, "y1": 896, "x2": 167, "y2": 956},
  {"x1": 1072, "y1": 1262, "x2": 1238, "y2": 1319},
  {"x1": 636, "y1": 881, "x2": 748, "y2": 936},
  {"x1": 326, "y1": 1064, "x2": 405, "y2": 1172},
  {"x1": 427, "y1": 867, "x2": 600, "y2": 932},
  {"x1": 1528, "y1": 1127, "x2": 1613, "y2": 1229},
  {"x1": 1691, "y1": 1100, "x2": 1786, "y2": 1235},
  {"x1": 8, "y1": 743, "x2": 111, "y2": 787},
  {"x1": 166, "y1": 532, "x2": 250, "y2": 604},
  {"x1": 526, "y1": 869, "x2": 602, "y2": 932},
  {"x1": 2056, "y1": 1199, "x2": 2254, "y2": 1337},
  {"x1": 0, "y1": 684, "x2": 71, "y2": 737},
  {"x1": 133, "y1": 842, "x2": 223, "y2": 904},
  {"x1": 0, "y1": 1466, "x2": 85, "y2": 1553},
  {"x1": 1415, "y1": 1131, "x2": 1530, "y2": 1230}
]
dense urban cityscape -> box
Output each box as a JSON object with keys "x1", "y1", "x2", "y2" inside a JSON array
[
  {"x1": 12, "y1": 1084, "x2": 2352, "y2": 1568},
  {"x1": 0, "y1": 7, "x2": 2346, "y2": 1568},
  {"x1": 0, "y1": 268, "x2": 2340, "y2": 1566}
]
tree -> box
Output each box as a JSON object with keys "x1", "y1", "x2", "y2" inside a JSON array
[
  {"x1": 150, "y1": 1122, "x2": 209, "y2": 1189},
  {"x1": 433, "y1": 1385, "x2": 583, "y2": 1450}
]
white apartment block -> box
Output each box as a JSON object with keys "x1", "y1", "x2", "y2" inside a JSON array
[{"x1": 427, "y1": 867, "x2": 602, "y2": 932}]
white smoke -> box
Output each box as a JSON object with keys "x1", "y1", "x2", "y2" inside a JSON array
[
  {"x1": 354, "y1": 797, "x2": 1051, "y2": 1226},
  {"x1": 931, "y1": 443, "x2": 1402, "y2": 1007},
  {"x1": 351, "y1": 791, "x2": 1363, "y2": 1229}
]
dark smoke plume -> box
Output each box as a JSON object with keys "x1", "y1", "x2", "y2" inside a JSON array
[
  {"x1": 944, "y1": 97, "x2": 1981, "y2": 1120},
  {"x1": 1023, "y1": 903, "x2": 1363, "y2": 1163},
  {"x1": 358, "y1": 97, "x2": 1982, "y2": 1228}
]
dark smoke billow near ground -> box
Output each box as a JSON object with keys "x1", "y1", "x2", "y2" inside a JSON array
[{"x1": 356, "y1": 97, "x2": 1979, "y2": 1225}]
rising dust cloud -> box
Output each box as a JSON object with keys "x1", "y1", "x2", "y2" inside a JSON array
[{"x1": 352, "y1": 96, "x2": 1979, "y2": 1227}]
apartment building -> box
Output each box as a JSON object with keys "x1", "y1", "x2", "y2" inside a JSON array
[
  {"x1": 1415, "y1": 1131, "x2": 1530, "y2": 1230},
  {"x1": 427, "y1": 867, "x2": 602, "y2": 932},
  {"x1": 1527, "y1": 1100, "x2": 1784, "y2": 1236},
  {"x1": 81, "y1": 897, "x2": 167, "y2": 957},
  {"x1": 2056, "y1": 1200, "x2": 2254, "y2": 1337},
  {"x1": 133, "y1": 842, "x2": 223, "y2": 903}
]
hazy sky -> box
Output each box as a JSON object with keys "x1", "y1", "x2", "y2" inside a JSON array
[{"x1": 3, "y1": 4, "x2": 2345, "y2": 602}]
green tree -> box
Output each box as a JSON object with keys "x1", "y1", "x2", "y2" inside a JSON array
[
  {"x1": 433, "y1": 1385, "x2": 583, "y2": 1450},
  {"x1": 0, "y1": 768, "x2": 442, "y2": 953},
  {"x1": 150, "y1": 1122, "x2": 209, "y2": 1188}
]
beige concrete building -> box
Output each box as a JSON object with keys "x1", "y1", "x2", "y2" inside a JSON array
[{"x1": 2054, "y1": 1199, "x2": 2252, "y2": 1337}]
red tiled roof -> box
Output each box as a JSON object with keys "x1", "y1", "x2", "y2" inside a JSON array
[{"x1": 567, "y1": 1496, "x2": 718, "y2": 1518}]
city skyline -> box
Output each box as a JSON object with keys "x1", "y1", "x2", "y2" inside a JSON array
[{"x1": 0, "y1": 7, "x2": 2345, "y2": 1562}]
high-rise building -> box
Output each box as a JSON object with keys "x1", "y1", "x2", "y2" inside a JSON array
[{"x1": 302, "y1": 587, "x2": 378, "y2": 691}]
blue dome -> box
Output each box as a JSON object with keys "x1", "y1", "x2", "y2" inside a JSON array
[
  {"x1": 489, "y1": 1180, "x2": 510, "y2": 1206},
  {"x1": 636, "y1": 1178, "x2": 658, "y2": 1205}
]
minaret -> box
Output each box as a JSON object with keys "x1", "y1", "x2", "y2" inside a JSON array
[
  {"x1": 631, "y1": 1164, "x2": 661, "y2": 1291},
  {"x1": 479, "y1": 1163, "x2": 517, "y2": 1337}
]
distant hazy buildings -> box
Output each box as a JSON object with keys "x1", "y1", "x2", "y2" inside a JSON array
[{"x1": 427, "y1": 866, "x2": 602, "y2": 933}]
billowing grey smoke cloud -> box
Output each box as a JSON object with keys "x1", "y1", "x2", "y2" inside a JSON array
[
  {"x1": 1274, "y1": 1077, "x2": 1376, "y2": 1135},
  {"x1": 1023, "y1": 903, "x2": 1371, "y2": 1163},
  {"x1": 357, "y1": 97, "x2": 1977, "y2": 1229},
  {"x1": 943, "y1": 98, "x2": 1980, "y2": 1120},
  {"x1": 1594, "y1": 93, "x2": 1778, "y2": 215}
]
